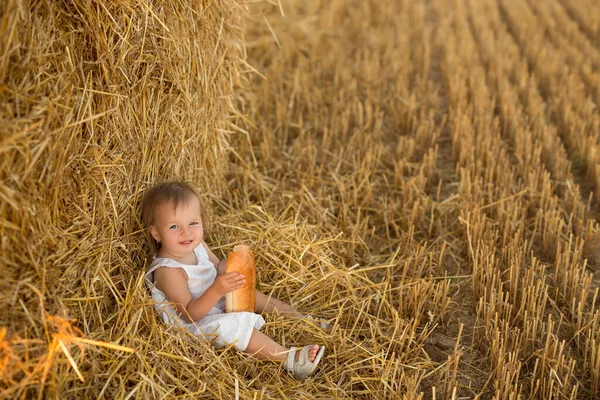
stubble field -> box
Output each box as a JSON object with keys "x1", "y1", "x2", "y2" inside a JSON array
[{"x1": 235, "y1": 0, "x2": 600, "y2": 397}]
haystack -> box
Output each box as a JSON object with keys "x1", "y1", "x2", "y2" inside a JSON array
[{"x1": 1, "y1": 0, "x2": 245, "y2": 397}]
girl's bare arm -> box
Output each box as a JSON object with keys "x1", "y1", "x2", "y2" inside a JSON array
[{"x1": 154, "y1": 266, "x2": 242, "y2": 322}]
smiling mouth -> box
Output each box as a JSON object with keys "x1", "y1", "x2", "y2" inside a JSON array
[{"x1": 180, "y1": 240, "x2": 193, "y2": 245}]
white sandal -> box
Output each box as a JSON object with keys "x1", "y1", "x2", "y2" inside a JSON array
[{"x1": 285, "y1": 345, "x2": 326, "y2": 380}]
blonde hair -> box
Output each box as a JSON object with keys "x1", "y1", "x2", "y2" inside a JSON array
[{"x1": 141, "y1": 181, "x2": 210, "y2": 250}]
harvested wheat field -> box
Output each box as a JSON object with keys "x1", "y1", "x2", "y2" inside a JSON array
[{"x1": 2, "y1": 0, "x2": 600, "y2": 398}]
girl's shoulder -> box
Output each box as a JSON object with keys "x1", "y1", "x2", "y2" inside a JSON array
[
  {"x1": 145, "y1": 256, "x2": 189, "y2": 288},
  {"x1": 152, "y1": 263, "x2": 189, "y2": 281},
  {"x1": 146, "y1": 255, "x2": 181, "y2": 279},
  {"x1": 149, "y1": 254, "x2": 183, "y2": 269}
]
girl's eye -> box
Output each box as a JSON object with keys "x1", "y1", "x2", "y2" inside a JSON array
[
  {"x1": 169, "y1": 225, "x2": 178, "y2": 229},
  {"x1": 190, "y1": 222, "x2": 198, "y2": 226}
]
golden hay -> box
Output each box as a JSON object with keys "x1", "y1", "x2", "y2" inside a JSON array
[
  {"x1": 3, "y1": 0, "x2": 600, "y2": 398},
  {"x1": 1, "y1": 0, "x2": 245, "y2": 397}
]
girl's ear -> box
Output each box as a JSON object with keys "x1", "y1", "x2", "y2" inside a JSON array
[{"x1": 150, "y1": 226, "x2": 161, "y2": 242}]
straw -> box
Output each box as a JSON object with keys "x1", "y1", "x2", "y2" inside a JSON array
[{"x1": 3, "y1": 0, "x2": 600, "y2": 398}]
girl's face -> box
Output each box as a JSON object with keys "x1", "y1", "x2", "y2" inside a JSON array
[{"x1": 149, "y1": 196, "x2": 204, "y2": 261}]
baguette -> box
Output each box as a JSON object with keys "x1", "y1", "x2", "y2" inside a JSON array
[{"x1": 225, "y1": 245, "x2": 256, "y2": 313}]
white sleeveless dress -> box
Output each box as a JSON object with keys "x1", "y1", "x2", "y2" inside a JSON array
[{"x1": 145, "y1": 243, "x2": 265, "y2": 351}]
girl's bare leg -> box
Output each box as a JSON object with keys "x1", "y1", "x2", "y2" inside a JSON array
[
  {"x1": 255, "y1": 290, "x2": 304, "y2": 317},
  {"x1": 245, "y1": 329, "x2": 320, "y2": 362}
]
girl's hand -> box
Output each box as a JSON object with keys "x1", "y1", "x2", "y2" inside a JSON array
[{"x1": 211, "y1": 272, "x2": 245, "y2": 295}]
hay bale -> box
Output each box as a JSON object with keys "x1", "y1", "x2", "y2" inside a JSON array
[{"x1": 0, "y1": 0, "x2": 244, "y2": 397}]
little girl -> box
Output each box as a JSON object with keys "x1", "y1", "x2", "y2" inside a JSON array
[{"x1": 141, "y1": 181, "x2": 325, "y2": 379}]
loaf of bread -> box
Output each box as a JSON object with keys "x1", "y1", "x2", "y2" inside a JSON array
[{"x1": 225, "y1": 245, "x2": 256, "y2": 313}]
